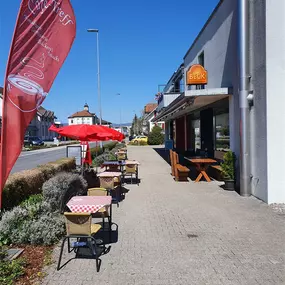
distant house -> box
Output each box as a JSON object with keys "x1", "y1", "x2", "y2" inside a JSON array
[
  {"x1": 0, "y1": 87, "x2": 56, "y2": 140},
  {"x1": 68, "y1": 103, "x2": 111, "y2": 127},
  {"x1": 143, "y1": 106, "x2": 164, "y2": 134},
  {"x1": 142, "y1": 103, "x2": 164, "y2": 134},
  {"x1": 144, "y1": 103, "x2": 157, "y2": 114},
  {"x1": 27, "y1": 106, "x2": 57, "y2": 140}
]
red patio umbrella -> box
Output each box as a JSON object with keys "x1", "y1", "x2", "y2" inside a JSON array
[
  {"x1": 48, "y1": 124, "x2": 124, "y2": 142},
  {"x1": 101, "y1": 126, "x2": 125, "y2": 141}
]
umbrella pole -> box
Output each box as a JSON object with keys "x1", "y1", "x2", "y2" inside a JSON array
[{"x1": 96, "y1": 141, "x2": 98, "y2": 173}]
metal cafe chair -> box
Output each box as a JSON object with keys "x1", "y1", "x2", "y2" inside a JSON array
[
  {"x1": 57, "y1": 213, "x2": 103, "y2": 272},
  {"x1": 123, "y1": 164, "x2": 138, "y2": 185},
  {"x1": 117, "y1": 152, "x2": 127, "y2": 161},
  {"x1": 99, "y1": 176, "x2": 120, "y2": 207},
  {"x1": 87, "y1": 187, "x2": 112, "y2": 242}
]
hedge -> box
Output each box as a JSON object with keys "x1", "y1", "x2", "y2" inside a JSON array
[
  {"x1": 90, "y1": 141, "x2": 118, "y2": 160},
  {"x1": 2, "y1": 158, "x2": 76, "y2": 210}
]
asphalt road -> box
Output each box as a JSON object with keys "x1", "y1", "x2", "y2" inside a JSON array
[{"x1": 11, "y1": 142, "x2": 99, "y2": 174}]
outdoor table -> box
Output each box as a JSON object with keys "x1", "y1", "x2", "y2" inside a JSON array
[
  {"x1": 66, "y1": 196, "x2": 112, "y2": 213},
  {"x1": 97, "y1": 171, "x2": 122, "y2": 187},
  {"x1": 101, "y1": 161, "x2": 125, "y2": 172},
  {"x1": 97, "y1": 171, "x2": 122, "y2": 206},
  {"x1": 125, "y1": 160, "x2": 140, "y2": 165},
  {"x1": 185, "y1": 158, "x2": 217, "y2": 182},
  {"x1": 97, "y1": 171, "x2": 121, "y2": 178}
]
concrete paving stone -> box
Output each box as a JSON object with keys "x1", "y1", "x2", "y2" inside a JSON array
[{"x1": 42, "y1": 146, "x2": 285, "y2": 285}]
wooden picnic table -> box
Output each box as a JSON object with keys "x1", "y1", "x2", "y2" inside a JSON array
[{"x1": 185, "y1": 157, "x2": 217, "y2": 182}]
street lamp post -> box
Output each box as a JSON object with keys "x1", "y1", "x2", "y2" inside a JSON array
[
  {"x1": 87, "y1": 28, "x2": 102, "y2": 126},
  {"x1": 116, "y1": 93, "x2": 122, "y2": 133}
]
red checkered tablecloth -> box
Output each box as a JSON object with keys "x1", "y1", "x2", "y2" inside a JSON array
[{"x1": 67, "y1": 196, "x2": 112, "y2": 213}]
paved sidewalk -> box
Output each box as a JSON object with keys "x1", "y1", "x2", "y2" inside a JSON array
[{"x1": 43, "y1": 146, "x2": 285, "y2": 285}]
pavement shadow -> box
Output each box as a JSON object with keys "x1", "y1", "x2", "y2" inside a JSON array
[
  {"x1": 117, "y1": 186, "x2": 130, "y2": 203},
  {"x1": 153, "y1": 148, "x2": 171, "y2": 165},
  {"x1": 123, "y1": 177, "x2": 141, "y2": 185},
  {"x1": 153, "y1": 148, "x2": 200, "y2": 181},
  {"x1": 57, "y1": 224, "x2": 118, "y2": 271}
]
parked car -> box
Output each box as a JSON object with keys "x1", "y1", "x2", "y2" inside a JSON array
[
  {"x1": 131, "y1": 135, "x2": 148, "y2": 144},
  {"x1": 128, "y1": 135, "x2": 135, "y2": 142},
  {"x1": 24, "y1": 136, "x2": 44, "y2": 147}
]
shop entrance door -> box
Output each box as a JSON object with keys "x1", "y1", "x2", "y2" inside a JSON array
[{"x1": 200, "y1": 108, "x2": 214, "y2": 157}]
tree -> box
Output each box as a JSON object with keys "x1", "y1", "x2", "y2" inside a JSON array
[
  {"x1": 148, "y1": 125, "x2": 164, "y2": 145},
  {"x1": 131, "y1": 114, "x2": 143, "y2": 136}
]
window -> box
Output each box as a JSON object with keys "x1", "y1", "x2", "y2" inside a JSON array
[
  {"x1": 71, "y1": 119, "x2": 73, "y2": 124},
  {"x1": 214, "y1": 113, "x2": 230, "y2": 151},
  {"x1": 198, "y1": 51, "x2": 204, "y2": 67}
]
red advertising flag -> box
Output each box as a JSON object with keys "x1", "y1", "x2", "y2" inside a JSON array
[{"x1": 0, "y1": 0, "x2": 76, "y2": 207}]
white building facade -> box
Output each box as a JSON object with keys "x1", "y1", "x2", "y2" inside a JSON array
[
  {"x1": 154, "y1": 0, "x2": 285, "y2": 204},
  {"x1": 68, "y1": 103, "x2": 111, "y2": 127}
]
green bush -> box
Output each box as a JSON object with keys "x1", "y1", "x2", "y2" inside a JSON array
[
  {"x1": 0, "y1": 172, "x2": 87, "y2": 246},
  {"x1": 0, "y1": 199, "x2": 64, "y2": 245},
  {"x1": 90, "y1": 141, "x2": 118, "y2": 160},
  {"x1": 103, "y1": 141, "x2": 117, "y2": 151},
  {"x1": 90, "y1": 146, "x2": 104, "y2": 160},
  {"x1": 0, "y1": 257, "x2": 26, "y2": 285},
  {"x1": 20, "y1": 194, "x2": 43, "y2": 208},
  {"x1": 147, "y1": 126, "x2": 164, "y2": 145},
  {"x1": 92, "y1": 151, "x2": 112, "y2": 167},
  {"x1": 2, "y1": 158, "x2": 76, "y2": 210},
  {"x1": 220, "y1": 151, "x2": 236, "y2": 180},
  {"x1": 42, "y1": 172, "x2": 87, "y2": 213}
]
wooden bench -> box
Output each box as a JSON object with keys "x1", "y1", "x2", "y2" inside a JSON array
[
  {"x1": 208, "y1": 151, "x2": 225, "y2": 181},
  {"x1": 170, "y1": 150, "x2": 190, "y2": 181},
  {"x1": 176, "y1": 164, "x2": 190, "y2": 181}
]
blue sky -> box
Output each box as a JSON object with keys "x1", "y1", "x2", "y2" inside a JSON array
[{"x1": 0, "y1": 0, "x2": 219, "y2": 124}]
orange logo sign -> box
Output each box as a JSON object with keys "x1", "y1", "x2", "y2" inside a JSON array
[{"x1": 186, "y1": 64, "x2": 208, "y2": 85}]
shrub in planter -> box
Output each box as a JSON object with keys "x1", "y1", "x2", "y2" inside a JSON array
[
  {"x1": 0, "y1": 193, "x2": 67, "y2": 246},
  {"x1": 147, "y1": 126, "x2": 164, "y2": 145},
  {"x1": 42, "y1": 172, "x2": 87, "y2": 213},
  {"x1": 103, "y1": 141, "x2": 117, "y2": 151},
  {"x1": 92, "y1": 151, "x2": 114, "y2": 167},
  {"x1": 2, "y1": 158, "x2": 76, "y2": 210},
  {"x1": 0, "y1": 199, "x2": 64, "y2": 245},
  {"x1": 90, "y1": 146, "x2": 104, "y2": 160},
  {"x1": 220, "y1": 150, "x2": 236, "y2": 190},
  {"x1": 115, "y1": 142, "x2": 126, "y2": 149},
  {"x1": 2, "y1": 169, "x2": 45, "y2": 210}
]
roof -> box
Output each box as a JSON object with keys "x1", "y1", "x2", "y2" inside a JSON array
[
  {"x1": 37, "y1": 106, "x2": 55, "y2": 118},
  {"x1": 144, "y1": 106, "x2": 158, "y2": 121},
  {"x1": 144, "y1": 103, "x2": 157, "y2": 114},
  {"x1": 153, "y1": 88, "x2": 231, "y2": 122},
  {"x1": 68, "y1": 110, "x2": 95, "y2": 118}
]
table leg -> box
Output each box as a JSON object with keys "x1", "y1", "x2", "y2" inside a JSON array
[
  {"x1": 201, "y1": 170, "x2": 211, "y2": 182},
  {"x1": 194, "y1": 163, "x2": 212, "y2": 182},
  {"x1": 195, "y1": 172, "x2": 203, "y2": 182}
]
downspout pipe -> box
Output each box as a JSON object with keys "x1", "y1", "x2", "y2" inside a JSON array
[{"x1": 239, "y1": 0, "x2": 251, "y2": 196}]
